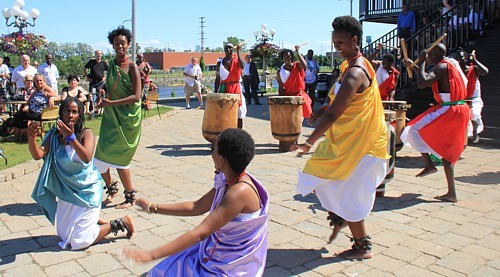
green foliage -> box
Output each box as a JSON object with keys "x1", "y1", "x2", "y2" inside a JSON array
[
  {"x1": 223, "y1": 37, "x2": 246, "y2": 51},
  {"x1": 199, "y1": 56, "x2": 205, "y2": 71}
]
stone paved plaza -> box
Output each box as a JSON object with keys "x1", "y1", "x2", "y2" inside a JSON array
[{"x1": 1, "y1": 100, "x2": 499, "y2": 276}]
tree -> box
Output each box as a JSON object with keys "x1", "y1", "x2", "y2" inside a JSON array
[
  {"x1": 199, "y1": 56, "x2": 205, "y2": 71},
  {"x1": 223, "y1": 36, "x2": 246, "y2": 51}
]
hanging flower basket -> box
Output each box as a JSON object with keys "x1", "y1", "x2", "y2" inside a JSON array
[
  {"x1": 251, "y1": 43, "x2": 280, "y2": 59},
  {"x1": 0, "y1": 32, "x2": 47, "y2": 56}
]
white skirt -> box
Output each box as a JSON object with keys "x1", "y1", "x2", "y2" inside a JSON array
[
  {"x1": 56, "y1": 199, "x2": 101, "y2": 250},
  {"x1": 93, "y1": 158, "x2": 130, "y2": 174},
  {"x1": 297, "y1": 155, "x2": 387, "y2": 222},
  {"x1": 400, "y1": 105, "x2": 450, "y2": 159},
  {"x1": 468, "y1": 97, "x2": 484, "y2": 136}
]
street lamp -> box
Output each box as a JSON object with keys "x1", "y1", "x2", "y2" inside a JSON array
[
  {"x1": 253, "y1": 23, "x2": 276, "y2": 90},
  {"x1": 2, "y1": 0, "x2": 39, "y2": 34}
]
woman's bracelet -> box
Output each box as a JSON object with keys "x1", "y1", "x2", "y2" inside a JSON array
[
  {"x1": 65, "y1": 133, "x2": 76, "y2": 142},
  {"x1": 305, "y1": 140, "x2": 314, "y2": 147},
  {"x1": 147, "y1": 201, "x2": 158, "y2": 214}
]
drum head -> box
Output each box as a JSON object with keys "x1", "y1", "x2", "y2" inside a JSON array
[
  {"x1": 384, "y1": 110, "x2": 396, "y2": 121},
  {"x1": 268, "y1": 96, "x2": 303, "y2": 105},
  {"x1": 206, "y1": 93, "x2": 240, "y2": 101}
]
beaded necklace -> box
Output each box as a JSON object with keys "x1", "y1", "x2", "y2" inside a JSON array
[{"x1": 203, "y1": 170, "x2": 247, "y2": 263}]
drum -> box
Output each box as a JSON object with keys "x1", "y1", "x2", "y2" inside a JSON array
[
  {"x1": 382, "y1": 100, "x2": 411, "y2": 151},
  {"x1": 268, "y1": 96, "x2": 303, "y2": 151},
  {"x1": 377, "y1": 110, "x2": 396, "y2": 197},
  {"x1": 202, "y1": 93, "x2": 240, "y2": 143}
]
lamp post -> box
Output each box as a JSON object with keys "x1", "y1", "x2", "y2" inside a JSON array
[
  {"x1": 253, "y1": 23, "x2": 276, "y2": 91},
  {"x1": 2, "y1": 0, "x2": 39, "y2": 34}
]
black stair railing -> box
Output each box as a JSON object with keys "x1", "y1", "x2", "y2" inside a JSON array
[{"x1": 361, "y1": 0, "x2": 499, "y2": 91}]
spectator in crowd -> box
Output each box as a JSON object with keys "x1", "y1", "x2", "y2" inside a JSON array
[
  {"x1": 397, "y1": 3, "x2": 417, "y2": 39},
  {"x1": 11, "y1": 55, "x2": 37, "y2": 93},
  {"x1": 242, "y1": 54, "x2": 261, "y2": 105},
  {"x1": 183, "y1": 57, "x2": 203, "y2": 109},
  {"x1": 304, "y1": 49, "x2": 319, "y2": 110},
  {"x1": 0, "y1": 57, "x2": 11, "y2": 79},
  {"x1": 37, "y1": 54, "x2": 60, "y2": 94}
]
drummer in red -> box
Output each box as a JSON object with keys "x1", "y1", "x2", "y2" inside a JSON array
[
  {"x1": 401, "y1": 43, "x2": 470, "y2": 203},
  {"x1": 367, "y1": 43, "x2": 399, "y2": 101},
  {"x1": 276, "y1": 46, "x2": 313, "y2": 118},
  {"x1": 215, "y1": 43, "x2": 246, "y2": 129}
]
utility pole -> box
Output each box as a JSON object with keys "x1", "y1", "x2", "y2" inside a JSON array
[
  {"x1": 199, "y1": 16, "x2": 206, "y2": 57},
  {"x1": 131, "y1": 0, "x2": 136, "y2": 62}
]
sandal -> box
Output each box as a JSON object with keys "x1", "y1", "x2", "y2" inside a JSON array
[
  {"x1": 109, "y1": 215, "x2": 135, "y2": 238},
  {"x1": 115, "y1": 190, "x2": 137, "y2": 209}
]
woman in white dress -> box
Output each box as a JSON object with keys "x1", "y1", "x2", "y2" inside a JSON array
[{"x1": 28, "y1": 98, "x2": 135, "y2": 250}]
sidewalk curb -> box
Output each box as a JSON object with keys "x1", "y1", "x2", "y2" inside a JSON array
[{"x1": 0, "y1": 107, "x2": 180, "y2": 183}]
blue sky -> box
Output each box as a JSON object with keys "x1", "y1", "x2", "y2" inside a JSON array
[{"x1": 3, "y1": 0, "x2": 396, "y2": 55}]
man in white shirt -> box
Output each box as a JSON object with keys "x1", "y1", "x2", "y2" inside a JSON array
[
  {"x1": 304, "y1": 49, "x2": 319, "y2": 110},
  {"x1": 11, "y1": 55, "x2": 37, "y2": 93},
  {"x1": 37, "y1": 54, "x2": 60, "y2": 94},
  {"x1": 183, "y1": 57, "x2": 203, "y2": 109}
]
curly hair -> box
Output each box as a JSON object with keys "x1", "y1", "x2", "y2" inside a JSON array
[
  {"x1": 332, "y1": 16, "x2": 363, "y2": 45},
  {"x1": 383, "y1": 53, "x2": 396, "y2": 63},
  {"x1": 216, "y1": 128, "x2": 255, "y2": 173},
  {"x1": 107, "y1": 26, "x2": 132, "y2": 45},
  {"x1": 279, "y1": 49, "x2": 294, "y2": 61},
  {"x1": 58, "y1": 98, "x2": 86, "y2": 142}
]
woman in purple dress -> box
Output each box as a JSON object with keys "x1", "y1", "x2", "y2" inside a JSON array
[{"x1": 124, "y1": 128, "x2": 269, "y2": 276}]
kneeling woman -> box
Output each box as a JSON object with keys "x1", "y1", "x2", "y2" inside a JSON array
[
  {"x1": 28, "y1": 98, "x2": 135, "y2": 250},
  {"x1": 124, "y1": 128, "x2": 269, "y2": 276}
]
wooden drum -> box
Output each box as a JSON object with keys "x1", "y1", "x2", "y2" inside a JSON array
[
  {"x1": 377, "y1": 110, "x2": 396, "y2": 197},
  {"x1": 268, "y1": 96, "x2": 303, "y2": 152},
  {"x1": 382, "y1": 100, "x2": 411, "y2": 151},
  {"x1": 202, "y1": 93, "x2": 240, "y2": 143}
]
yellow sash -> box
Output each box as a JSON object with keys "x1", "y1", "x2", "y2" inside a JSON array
[{"x1": 303, "y1": 59, "x2": 389, "y2": 180}]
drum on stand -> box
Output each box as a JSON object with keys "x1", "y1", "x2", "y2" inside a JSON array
[
  {"x1": 202, "y1": 93, "x2": 240, "y2": 143},
  {"x1": 382, "y1": 100, "x2": 411, "y2": 152},
  {"x1": 268, "y1": 96, "x2": 303, "y2": 152},
  {"x1": 377, "y1": 110, "x2": 396, "y2": 197}
]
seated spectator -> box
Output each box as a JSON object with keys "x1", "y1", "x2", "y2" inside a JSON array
[
  {"x1": 62, "y1": 75, "x2": 90, "y2": 116},
  {"x1": 9, "y1": 74, "x2": 59, "y2": 142}
]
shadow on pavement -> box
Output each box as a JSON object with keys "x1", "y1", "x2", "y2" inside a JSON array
[
  {"x1": 395, "y1": 155, "x2": 424, "y2": 169},
  {"x1": 294, "y1": 192, "x2": 430, "y2": 213},
  {"x1": 0, "y1": 235, "x2": 126, "y2": 266},
  {"x1": 0, "y1": 203, "x2": 43, "y2": 217},
  {"x1": 373, "y1": 193, "x2": 431, "y2": 211},
  {"x1": 266, "y1": 247, "x2": 343, "y2": 271},
  {"x1": 147, "y1": 143, "x2": 211, "y2": 157},
  {"x1": 456, "y1": 171, "x2": 500, "y2": 185},
  {"x1": 293, "y1": 194, "x2": 327, "y2": 214},
  {"x1": 147, "y1": 143, "x2": 286, "y2": 157}
]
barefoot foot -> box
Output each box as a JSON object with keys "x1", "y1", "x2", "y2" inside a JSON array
[
  {"x1": 115, "y1": 201, "x2": 134, "y2": 209},
  {"x1": 416, "y1": 167, "x2": 438, "y2": 177},
  {"x1": 328, "y1": 221, "x2": 348, "y2": 244},
  {"x1": 434, "y1": 194, "x2": 457, "y2": 203},
  {"x1": 123, "y1": 215, "x2": 135, "y2": 239},
  {"x1": 97, "y1": 218, "x2": 107, "y2": 225}
]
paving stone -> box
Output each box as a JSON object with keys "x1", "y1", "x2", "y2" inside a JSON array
[
  {"x1": 393, "y1": 264, "x2": 437, "y2": 276},
  {"x1": 400, "y1": 238, "x2": 454, "y2": 258},
  {"x1": 2, "y1": 264, "x2": 47, "y2": 277},
  {"x1": 44, "y1": 260, "x2": 84, "y2": 276},
  {"x1": 363, "y1": 254, "x2": 406, "y2": 272},
  {"x1": 468, "y1": 266, "x2": 500, "y2": 277},
  {"x1": 437, "y1": 251, "x2": 484, "y2": 274},
  {"x1": 263, "y1": 266, "x2": 292, "y2": 277},
  {"x1": 383, "y1": 245, "x2": 423, "y2": 262},
  {"x1": 77, "y1": 253, "x2": 122, "y2": 275}
]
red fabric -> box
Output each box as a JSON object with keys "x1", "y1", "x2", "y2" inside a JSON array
[
  {"x1": 221, "y1": 54, "x2": 243, "y2": 105},
  {"x1": 407, "y1": 59, "x2": 470, "y2": 164},
  {"x1": 283, "y1": 63, "x2": 312, "y2": 118},
  {"x1": 466, "y1": 63, "x2": 477, "y2": 99},
  {"x1": 378, "y1": 67, "x2": 399, "y2": 100}
]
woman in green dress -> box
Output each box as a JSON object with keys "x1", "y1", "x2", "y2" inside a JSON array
[{"x1": 94, "y1": 26, "x2": 142, "y2": 209}]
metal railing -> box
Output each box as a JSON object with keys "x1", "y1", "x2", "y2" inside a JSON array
[{"x1": 362, "y1": 0, "x2": 500, "y2": 91}]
